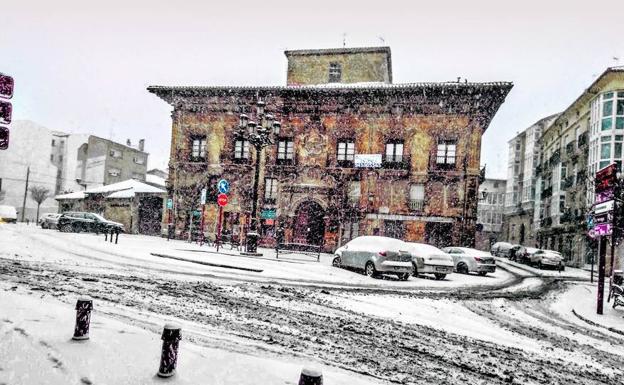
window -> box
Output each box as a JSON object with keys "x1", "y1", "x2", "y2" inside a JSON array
[
  {"x1": 277, "y1": 138, "x2": 294, "y2": 164},
  {"x1": 264, "y1": 178, "x2": 278, "y2": 202},
  {"x1": 337, "y1": 139, "x2": 355, "y2": 166},
  {"x1": 234, "y1": 139, "x2": 250, "y2": 161},
  {"x1": 50, "y1": 154, "x2": 54, "y2": 161},
  {"x1": 109, "y1": 149, "x2": 122, "y2": 158},
  {"x1": 133, "y1": 156, "x2": 145, "y2": 165},
  {"x1": 348, "y1": 181, "x2": 360, "y2": 203},
  {"x1": 409, "y1": 184, "x2": 425, "y2": 211},
  {"x1": 385, "y1": 141, "x2": 404, "y2": 163},
  {"x1": 328, "y1": 62, "x2": 342, "y2": 83},
  {"x1": 436, "y1": 140, "x2": 457, "y2": 165},
  {"x1": 59, "y1": 155, "x2": 63, "y2": 162},
  {"x1": 108, "y1": 168, "x2": 121, "y2": 177},
  {"x1": 51, "y1": 139, "x2": 56, "y2": 147},
  {"x1": 191, "y1": 136, "x2": 207, "y2": 160}
]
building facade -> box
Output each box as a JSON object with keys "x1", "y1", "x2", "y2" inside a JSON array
[
  {"x1": 475, "y1": 178, "x2": 506, "y2": 250},
  {"x1": 149, "y1": 47, "x2": 512, "y2": 252},
  {"x1": 538, "y1": 67, "x2": 624, "y2": 268},
  {"x1": 0, "y1": 120, "x2": 151, "y2": 221},
  {"x1": 76, "y1": 137, "x2": 149, "y2": 189},
  {"x1": 503, "y1": 114, "x2": 559, "y2": 246}
]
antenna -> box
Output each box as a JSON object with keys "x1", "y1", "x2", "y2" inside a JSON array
[
  {"x1": 378, "y1": 36, "x2": 385, "y2": 44},
  {"x1": 342, "y1": 33, "x2": 347, "y2": 48},
  {"x1": 613, "y1": 56, "x2": 620, "y2": 66}
]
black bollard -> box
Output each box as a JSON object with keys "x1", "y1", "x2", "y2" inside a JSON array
[
  {"x1": 298, "y1": 368, "x2": 323, "y2": 385},
  {"x1": 109, "y1": 228, "x2": 113, "y2": 243},
  {"x1": 115, "y1": 229, "x2": 119, "y2": 244},
  {"x1": 157, "y1": 324, "x2": 182, "y2": 378},
  {"x1": 72, "y1": 298, "x2": 93, "y2": 340}
]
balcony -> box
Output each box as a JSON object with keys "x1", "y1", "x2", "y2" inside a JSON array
[
  {"x1": 383, "y1": 155, "x2": 410, "y2": 170},
  {"x1": 560, "y1": 210, "x2": 575, "y2": 224},
  {"x1": 231, "y1": 155, "x2": 251, "y2": 165},
  {"x1": 336, "y1": 159, "x2": 355, "y2": 168},
  {"x1": 577, "y1": 133, "x2": 588, "y2": 148},
  {"x1": 576, "y1": 170, "x2": 586, "y2": 184},
  {"x1": 540, "y1": 217, "x2": 553, "y2": 227},
  {"x1": 409, "y1": 199, "x2": 425, "y2": 212},
  {"x1": 561, "y1": 176, "x2": 574, "y2": 189},
  {"x1": 549, "y1": 150, "x2": 561, "y2": 166},
  {"x1": 542, "y1": 186, "x2": 553, "y2": 197},
  {"x1": 535, "y1": 164, "x2": 542, "y2": 176}
]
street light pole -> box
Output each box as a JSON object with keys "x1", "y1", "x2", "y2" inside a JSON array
[{"x1": 237, "y1": 99, "x2": 282, "y2": 255}]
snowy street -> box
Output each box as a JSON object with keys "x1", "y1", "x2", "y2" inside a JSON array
[{"x1": 1, "y1": 224, "x2": 623, "y2": 384}]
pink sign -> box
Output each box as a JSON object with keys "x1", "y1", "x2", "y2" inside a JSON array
[{"x1": 594, "y1": 223, "x2": 612, "y2": 236}]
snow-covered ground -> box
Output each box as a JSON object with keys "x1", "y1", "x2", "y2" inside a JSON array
[{"x1": 1, "y1": 224, "x2": 622, "y2": 385}]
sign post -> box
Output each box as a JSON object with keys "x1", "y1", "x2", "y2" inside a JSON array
[
  {"x1": 0, "y1": 73, "x2": 13, "y2": 150},
  {"x1": 594, "y1": 163, "x2": 617, "y2": 315},
  {"x1": 199, "y1": 189, "x2": 207, "y2": 246},
  {"x1": 216, "y1": 193, "x2": 228, "y2": 252}
]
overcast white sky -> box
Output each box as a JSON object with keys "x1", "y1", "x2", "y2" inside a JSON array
[{"x1": 2, "y1": 0, "x2": 623, "y2": 178}]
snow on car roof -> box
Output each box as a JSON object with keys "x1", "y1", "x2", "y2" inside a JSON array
[
  {"x1": 405, "y1": 242, "x2": 446, "y2": 256},
  {"x1": 455, "y1": 247, "x2": 490, "y2": 255},
  {"x1": 348, "y1": 236, "x2": 407, "y2": 251}
]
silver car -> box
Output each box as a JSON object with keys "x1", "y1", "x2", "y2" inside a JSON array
[
  {"x1": 405, "y1": 243, "x2": 455, "y2": 280},
  {"x1": 530, "y1": 249, "x2": 564, "y2": 270},
  {"x1": 333, "y1": 236, "x2": 413, "y2": 280},
  {"x1": 40, "y1": 213, "x2": 61, "y2": 229},
  {"x1": 443, "y1": 247, "x2": 497, "y2": 276}
]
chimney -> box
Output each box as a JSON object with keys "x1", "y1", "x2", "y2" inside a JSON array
[
  {"x1": 139, "y1": 139, "x2": 145, "y2": 152},
  {"x1": 126, "y1": 139, "x2": 131, "y2": 146}
]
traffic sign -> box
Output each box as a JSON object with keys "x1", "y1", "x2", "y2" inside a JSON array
[
  {"x1": 0, "y1": 74, "x2": 14, "y2": 99},
  {"x1": 595, "y1": 163, "x2": 617, "y2": 194},
  {"x1": 200, "y1": 188, "x2": 207, "y2": 204},
  {"x1": 0, "y1": 127, "x2": 7, "y2": 150},
  {"x1": 595, "y1": 200, "x2": 614, "y2": 214},
  {"x1": 166, "y1": 198, "x2": 173, "y2": 209},
  {"x1": 595, "y1": 223, "x2": 613, "y2": 236},
  {"x1": 261, "y1": 209, "x2": 276, "y2": 219},
  {"x1": 217, "y1": 193, "x2": 228, "y2": 207},
  {"x1": 594, "y1": 212, "x2": 613, "y2": 225},
  {"x1": 0, "y1": 100, "x2": 11, "y2": 124},
  {"x1": 218, "y1": 179, "x2": 230, "y2": 194}
]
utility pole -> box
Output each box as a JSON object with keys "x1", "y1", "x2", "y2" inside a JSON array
[{"x1": 20, "y1": 166, "x2": 30, "y2": 222}]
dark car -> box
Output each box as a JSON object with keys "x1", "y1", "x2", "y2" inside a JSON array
[{"x1": 58, "y1": 212, "x2": 125, "y2": 233}]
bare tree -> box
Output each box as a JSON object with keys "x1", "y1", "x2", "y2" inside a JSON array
[{"x1": 29, "y1": 186, "x2": 51, "y2": 222}]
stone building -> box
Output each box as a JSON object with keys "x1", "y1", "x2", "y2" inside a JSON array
[
  {"x1": 502, "y1": 114, "x2": 559, "y2": 246},
  {"x1": 538, "y1": 67, "x2": 624, "y2": 267},
  {"x1": 149, "y1": 46, "x2": 512, "y2": 252},
  {"x1": 475, "y1": 178, "x2": 506, "y2": 250}
]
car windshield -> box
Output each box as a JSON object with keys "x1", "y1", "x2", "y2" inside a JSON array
[{"x1": 91, "y1": 213, "x2": 107, "y2": 221}]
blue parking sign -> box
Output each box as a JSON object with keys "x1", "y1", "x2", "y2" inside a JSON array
[{"x1": 218, "y1": 179, "x2": 230, "y2": 194}]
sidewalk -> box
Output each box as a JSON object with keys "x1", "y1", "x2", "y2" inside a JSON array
[{"x1": 0, "y1": 288, "x2": 380, "y2": 385}]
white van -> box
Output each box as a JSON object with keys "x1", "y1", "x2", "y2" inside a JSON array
[{"x1": 0, "y1": 205, "x2": 18, "y2": 223}]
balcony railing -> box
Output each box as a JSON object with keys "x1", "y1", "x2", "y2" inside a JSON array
[
  {"x1": 578, "y1": 133, "x2": 588, "y2": 148},
  {"x1": 409, "y1": 199, "x2": 425, "y2": 212},
  {"x1": 561, "y1": 176, "x2": 574, "y2": 189},
  {"x1": 542, "y1": 186, "x2": 553, "y2": 197},
  {"x1": 566, "y1": 142, "x2": 575, "y2": 156},
  {"x1": 549, "y1": 149, "x2": 561, "y2": 166},
  {"x1": 541, "y1": 217, "x2": 553, "y2": 227},
  {"x1": 336, "y1": 159, "x2": 355, "y2": 168}
]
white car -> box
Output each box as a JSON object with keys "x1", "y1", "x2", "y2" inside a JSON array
[
  {"x1": 491, "y1": 241, "x2": 513, "y2": 257},
  {"x1": 442, "y1": 247, "x2": 496, "y2": 276},
  {"x1": 405, "y1": 242, "x2": 454, "y2": 280},
  {"x1": 0, "y1": 205, "x2": 17, "y2": 223},
  {"x1": 332, "y1": 236, "x2": 413, "y2": 280},
  {"x1": 530, "y1": 249, "x2": 564, "y2": 270},
  {"x1": 39, "y1": 213, "x2": 61, "y2": 229}
]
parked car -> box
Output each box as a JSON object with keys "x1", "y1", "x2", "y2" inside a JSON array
[
  {"x1": 39, "y1": 213, "x2": 61, "y2": 229},
  {"x1": 0, "y1": 205, "x2": 17, "y2": 224},
  {"x1": 491, "y1": 241, "x2": 512, "y2": 257},
  {"x1": 57, "y1": 212, "x2": 125, "y2": 233},
  {"x1": 515, "y1": 246, "x2": 540, "y2": 263},
  {"x1": 405, "y1": 243, "x2": 454, "y2": 280},
  {"x1": 442, "y1": 247, "x2": 497, "y2": 276},
  {"x1": 529, "y1": 249, "x2": 564, "y2": 270},
  {"x1": 332, "y1": 236, "x2": 413, "y2": 280}
]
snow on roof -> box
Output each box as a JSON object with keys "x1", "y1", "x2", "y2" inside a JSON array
[
  {"x1": 405, "y1": 242, "x2": 447, "y2": 256},
  {"x1": 145, "y1": 173, "x2": 166, "y2": 188},
  {"x1": 55, "y1": 179, "x2": 165, "y2": 201},
  {"x1": 55, "y1": 191, "x2": 87, "y2": 200}
]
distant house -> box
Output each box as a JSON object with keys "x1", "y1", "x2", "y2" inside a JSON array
[
  {"x1": 55, "y1": 179, "x2": 165, "y2": 235},
  {"x1": 145, "y1": 168, "x2": 168, "y2": 189}
]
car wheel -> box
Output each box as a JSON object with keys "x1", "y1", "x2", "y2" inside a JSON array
[
  {"x1": 457, "y1": 263, "x2": 469, "y2": 274},
  {"x1": 434, "y1": 273, "x2": 446, "y2": 280},
  {"x1": 41, "y1": 223, "x2": 47, "y2": 229},
  {"x1": 365, "y1": 262, "x2": 378, "y2": 278},
  {"x1": 61, "y1": 223, "x2": 72, "y2": 232},
  {"x1": 332, "y1": 256, "x2": 341, "y2": 268},
  {"x1": 478, "y1": 272, "x2": 488, "y2": 276},
  {"x1": 73, "y1": 224, "x2": 82, "y2": 233},
  {"x1": 397, "y1": 273, "x2": 410, "y2": 281},
  {"x1": 559, "y1": 264, "x2": 565, "y2": 272},
  {"x1": 411, "y1": 262, "x2": 419, "y2": 277}
]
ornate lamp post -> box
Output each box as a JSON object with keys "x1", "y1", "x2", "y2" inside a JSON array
[{"x1": 237, "y1": 99, "x2": 282, "y2": 255}]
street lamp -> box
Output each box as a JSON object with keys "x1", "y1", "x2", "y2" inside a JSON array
[{"x1": 237, "y1": 98, "x2": 282, "y2": 255}]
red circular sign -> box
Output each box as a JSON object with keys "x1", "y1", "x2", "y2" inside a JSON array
[{"x1": 217, "y1": 193, "x2": 228, "y2": 207}]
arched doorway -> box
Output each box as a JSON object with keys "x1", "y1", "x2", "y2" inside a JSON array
[{"x1": 292, "y1": 201, "x2": 326, "y2": 245}]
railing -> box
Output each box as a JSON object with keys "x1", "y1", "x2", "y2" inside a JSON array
[
  {"x1": 566, "y1": 142, "x2": 575, "y2": 156},
  {"x1": 541, "y1": 217, "x2": 553, "y2": 227},
  {"x1": 542, "y1": 186, "x2": 553, "y2": 197},
  {"x1": 535, "y1": 164, "x2": 542, "y2": 176},
  {"x1": 549, "y1": 149, "x2": 561, "y2": 166},
  {"x1": 409, "y1": 199, "x2": 424, "y2": 212},
  {"x1": 336, "y1": 159, "x2": 354, "y2": 168},
  {"x1": 561, "y1": 176, "x2": 574, "y2": 189},
  {"x1": 578, "y1": 133, "x2": 588, "y2": 148}
]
